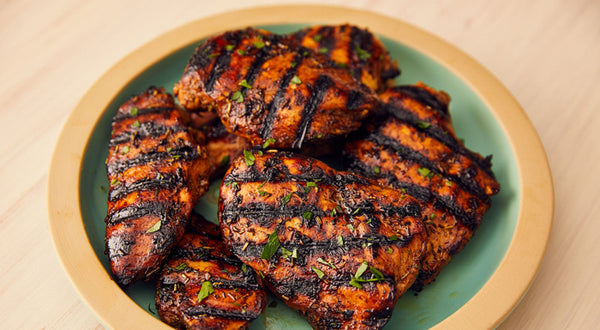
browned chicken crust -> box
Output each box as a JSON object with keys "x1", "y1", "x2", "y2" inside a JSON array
[
  {"x1": 219, "y1": 150, "x2": 426, "y2": 329},
  {"x1": 291, "y1": 24, "x2": 400, "y2": 92},
  {"x1": 174, "y1": 27, "x2": 381, "y2": 149},
  {"x1": 156, "y1": 214, "x2": 267, "y2": 329},
  {"x1": 104, "y1": 87, "x2": 211, "y2": 287},
  {"x1": 344, "y1": 82, "x2": 500, "y2": 289}
]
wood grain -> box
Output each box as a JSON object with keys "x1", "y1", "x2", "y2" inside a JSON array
[{"x1": 1, "y1": 0, "x2": 599, "y2": 329}]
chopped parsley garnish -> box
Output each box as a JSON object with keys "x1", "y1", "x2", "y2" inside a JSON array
[
  {"x1": 373, "y1": 166, "x2": 380, "y2": 174},
  {"x1": 352, "y1": 207, "x2": 361, "y2": 215},
  {"x1": 258, "y1": 190, "x2": 270, "y2": 197},
  {"x1": 430, "y1": 214, "x2": 436, "y2": 220},
  {"x1": 389, "y1": 235, "x2": 399, "y2": 241},
  {"x1": 253, "y1": 40, "x2": 265, "y2": 49},
  {"x1": 173, "y1": 262, "x2": 188, "y2": 271},
  {"x1": 207, "y1": 52, "x2": 221, "y2": 59},
  {"x1": 225, "y1": 44, "x2": 235, "y2": 51},
  {"x1": 445, "y1": 180, "x2": 453, "y2": 187},
  {"x1": 280, "y1": 192, "x2": 293, "y2": 206},
  {"x1": 387, "y1": 247, "x2": 393, "y2": 254},
  {"x1": 120, "y1": 146, "x2": 129, "y2": 154},
  {"x1": 417, "y1": 167, "x2": 433, "y2": 179},
  {"x1": 262, "y1": 137, "x2": 276, "y2": 149},
  {"x1": 197, "y1": 281, "x2": 214, "y2": 302},
  {"x1": 317, "y1": 257, "x2": 336, "y2": 269},
  {"x1": 261, "y1": 230, "x2": 281, "y2": 260},
  {"x1": 238, "y1": 79, "x2": 252, "y2": 88},
  {"x1": 305, "y1": 181, "x2": 317, "y2": 193},
  {"x1": 330, "y1": 205, "x2": 342, "y2": 216},
  {"x1": 147, "y1": 220, "x2": 161, "y2": 233},
  {"x1": 313, "y1": 34, "x2": 323, "y2": 42},
  {"x1": 417, "y1": 121, "x2": 431, "y2": 129},
  {"x1": 302, "y1": 210, "x2": 313, "y2": 220},
  {"x1": 129, "y1": 107, "x2": 138, "y2": 116},
  {"x1": 311, "y1": 266, "x2": 325, "y2": 279},
  {"x1": 348, "y1": 261, "x2": 386, "y2": 289},
  {"x1": 110, "y1": 178, "x2": 120, "y2": 186},
  {"x1": 318, "y1": 47, "x2": 328, "y2": 54},
  {"x1": 337, "y1": 235, "x2": 344, "y2": 246},
  {"x1": 131, "y1": 120, "x2": 140, "y2": 128},
  {"x1": 241, "y1": 264, "x2": 248, "y2": 273},
  {"x1": 347, "y1": 223, "x2": 355, "y2": 233},
  {"x1": 231, "y1": 90, "x2": 244, "y2": 103},
  {"x1": 281, "y1": 246, "x2": 297, "y2": 259},
  {"x1": 290, "y1": 75, "x2": 302, "y2": 85},
  {"x1": 243, "y1": 150, "x2": 255, "y2": 166},
  {"x1": 290, "y1": 61, "x2": 297, "y2": 68},
  {"x1": 237, "y1": 49, "x2": 246, "y2": 55},
  {"x1": 355, "y1": 45, "x2": 371, "y2": 60}
]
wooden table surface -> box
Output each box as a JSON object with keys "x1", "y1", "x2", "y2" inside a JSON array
[{"x1": 2, "y1": 0, "x2": 599, "y2": 328}]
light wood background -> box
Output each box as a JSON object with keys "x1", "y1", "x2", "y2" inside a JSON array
[{"x1": 1, "y1": 0, "x2": 599, "y2": 329}]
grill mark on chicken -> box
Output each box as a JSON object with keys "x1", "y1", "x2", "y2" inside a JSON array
[
  {"x1": 106, "y1": 201, "x2": 177, "y2": 226},
  {"x1": 384, "y1": 97, "x2": 495, "y2": 178},
  {"x1": 259, "y1": 50, "x2": 307, "y2": 140},
  {"x1": 392, "y1": 85, "x2": 450, "y2": 117},
  {"x1": 365, "y1": 132, "x2": 491, "y2": 202},
  {"x1": 109, "y1": 122, "x2": 185, "y2": 146},
  {"x1": 107, "y1": 172, "x2": 180, "y2": 202},
  {"x1": 293, "y1": 74, "x2": 334, "y2": 148},
  {"x1": 204, "y1": 31, "x2": 243, "y2": 92},
  {"x1": 183, "y1": 305, "x2": 261, "y2": 321},
  {"x1": 106, "y1": 146, "x2": 199, "y2": 176}
]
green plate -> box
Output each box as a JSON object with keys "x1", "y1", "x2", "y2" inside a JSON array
[{"x1": 78, "y1": 23, "x2": 519, "y2": 329}]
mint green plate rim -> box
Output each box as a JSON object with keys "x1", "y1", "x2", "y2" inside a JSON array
[{"x1": 48, "y1": 5, "x2": 554, "y2": 330}]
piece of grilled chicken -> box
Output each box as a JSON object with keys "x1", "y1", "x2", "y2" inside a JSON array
[
  {"x1": 105, "y1": 87, "x2": 211, "y2": 287},
  {"x1": 219, "y1": 150, "x2": 426, "y2": 329},
  {"x1": 291, "y1": 24, "x2": 400, "y2": 92},
  {"x1": 174, "y1": 27, "x2": 381, "y2": 150},
  {"x1": 344, "y1": 82, "x2": 500, "y2": 289},
  {"x1": 156, "y1": 214, "x2": 267, "y2": 329}
]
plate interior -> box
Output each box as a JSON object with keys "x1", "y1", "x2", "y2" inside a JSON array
[{"x1": 79, "y1": 24, "x2": 520, "y2": 329}]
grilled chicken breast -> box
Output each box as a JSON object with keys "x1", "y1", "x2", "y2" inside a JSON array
[
  {"x1": 344, "y1": 82, "x2": 500, "y2": 289},
  {"x1": 219, "y1": 150, "x2": 426, "y2": 329},
  {"x1": 105, "y1": 87, "x2": 211, "y2": 287},
  {"x1": 156, "y1": 214, "x2": 267, "y2": 329},
  {"x1": 174, "y1": 27, "x2": 381, "y2": 149},
  {"x1": 292, "y1": 24, "x2": 400, "y2": 92}
]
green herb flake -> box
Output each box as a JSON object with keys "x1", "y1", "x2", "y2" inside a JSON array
[
  {"x1": 347, "y1": 223, "x2": 355, "y2": 233},
  {"x1": 237, "y1": 49, "x2": 246, "y2": 55},
  {"x1": 208, "y1": 52, "x2": 221, "y2": 59},
  {"x1": 349, "y1": 277, "x2": 363, "y2": 289},
  {"x1": 373, "y1": 165, "x2": 381, "y2": 174},
  {"x1": 352, "y1": 207, "x2": 361, "y2": 215},
  {"x1": 231, "y1": 90, "x2": 244, "y2": 103},
  {"x1": 337, "y1": 235, "x2": 344, "y2": 246},
  {"x1": 280, "y1": 192, "x2": 293, "y2": 206},
  {"x1": 225, "y1": 44, "x2": 235, "y2": 51},
  {"x1": 290, "y1": 61, "x2": 297, "y2": 68},
  {"x1": 311, "y1": 266, "x2": 325, "y2": 279},
  {"x1": 281, "y1": 246, "x2": 293, "y2": 259},
  {"x1": 290, "y1": 75, "x2": 302, "y2": 85},
  {"x1": 171, "y1": 154, "x2": 181, "y2": 160},
  {"x1": 304, "y1": 181, "x2": 317, "y2": 193},
  {"x1": 238, "y1": 79, "x2": 252, "y2": 89},
  {"x1": 318, "y1": 47, "x2": 328, "y2": 54},
  {"x1": 258, "y1": 190, "x2": 270, "y2": 197},
  {"x1": 110, "y1": 178, "x2": 120, "y2": 186},
  {"x1": 232, "y1": 302, "x2": 242, "y2": 306},
  {"x1": 173, "y1": 262, "x2": 188, "y2": 271},
  {"x1": 243, "y1": 149, "x2": 255, "y2": 166},
  {"x1": 166, "y1": 147, "x2": 173, "y2": 153},
  {"x1": 197, "y1": 281, "x2": 214, "y2": 302},
  {"x1": 241, "y1": 264, "x2": 248, "y2": 273},
  {"x1": 119, "y1": 146, "x2": 129, "y2": 154},
  {"x1": 389, "y1": 235, "x2": 398, "y2": 241},
  {"x1": 387, "y1": 247, "x2": 393, "y2": 254},
  {"x1": 313, "y1": 34, "x2": 323, "y2": 42},
  {"x1": 369, "y1": 266, "x2": 384, "y2": 281},
  {"x1": 445, "y1": 181, "x2": 453, "y2": 187},
  {"x1": 366, "y1": 218, "x2": 372, "y2": 224},
  {"x1": 355, "y1": 261, "x2": 369, "y2": 279},
  {"x1": 355, "y1": 45, "x2": 371, "y2": 60},
  {"x1": 302, "y1": 210, "x2": 313, "y2": 220},
  {"x1": 129, "y1": 107, "x2": 138, "y2": 116},
  {"x1": 131, "y1": 120, "x2": 141, "y2": 128},
  {"x1": 253, "y1": 40, "x2": 265, "y2": 49},
  {"x1": 263, "y1": 137, "x2": 276, "y2": 149},
  {"x1": 147, "y1": 220, "x2": 161, "y2": 233},
  {"x1": 417, "y1": 167, "x2": 433, "y2": 179},
  {"x1": 261, "y1": 230, "x2": 281, "y2": 260},
  {"x1": 430, "y1": 213, "x2": 436, "y2": 220},
  {"x1": 317, "y1": 257, "x2": 336, "y2": 269},
  {"x1": 417, "y1": 121, "x2": 431, "y2": 129}
]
